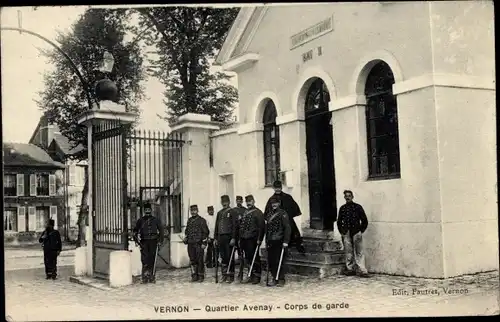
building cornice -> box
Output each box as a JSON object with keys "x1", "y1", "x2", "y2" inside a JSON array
[
  {"x1": 276, "y1": 112, "x2": 305, "y2": 126},
  {"x1": 393, "y1": 73, "x2": 495, "y2": 95},
  {"x1": 237, "y1": 122, "x2": 264, "y2": 135},
  {"x1": 329, "y1": 95, "x2": 367, "y2": 112},
  {"x1": 221, "y1": 53, "x2": 260, "y2": 73},
  {"x1": 210, "y1": 127, "x2": 238, "y2": 138}
]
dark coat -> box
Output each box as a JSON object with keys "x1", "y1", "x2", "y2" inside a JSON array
[
  {"x1": 39, "y1": 229, "x2": 62, "y2": 252},
  {"x1": 265, "y1": 208, "x2": 291, "y2": 244},
  {"x1": 214, "y1": 207, "x2": 238, "y2": 240},
  {"x1": 265, "y1": 192, "x2": 302, "y2": 245},
  {"x1": 239, "y1": 207, "x2": 265, "y2": 242},
  {"x1": 133, "y1": 215, "x2": 164, "y2": 242},
  {"x1": 337, "y1": 202, "x2": 368, "y2": 236},
  {"x1": 184, "y1": 215, "x2": 209, "y2": 244}
]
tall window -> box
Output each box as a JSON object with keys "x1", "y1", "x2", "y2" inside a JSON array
[
  {"x1": 365, "y1": 61, "x2": 401, "y2": 178},
  {"x1": 36, "y1": 207, "x2": 49, "y2": 231},
  {"x1": 263, "y1": 100, "x2": 281, "y2": 186},
  {"x1": 4, "y1": 208, "x2": 17, "y2": 231},
  {"x1": 37, "y1": 174, "x2": 50, "y2": 196},
  {"x1": 4, "y1": 174, "x2": 16, "y2": 196}
]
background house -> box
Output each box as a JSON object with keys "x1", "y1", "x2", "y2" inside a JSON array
[
  {"x1": 3, "y1": 142, "x2": 65, "y2": 245},
  {"x1": 29, "y1": 113, "x2": 87, "y2": 241}
]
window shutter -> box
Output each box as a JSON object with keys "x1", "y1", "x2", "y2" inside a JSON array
[
  {"x1": 50, "y1": 206, "x2": 58, "y2": 229},
  {"x1": 16, "y1": 174, "x2": 24, "y2": 196},
  {"x1": 17, "y1": 207, "x2": 26, "y2": 232},
  {"x1": 69, "y1": 166, "x2": 76, "y2": 185},
  {"x1": 29, "y1": 174, "x2": 37, "y2": 196},
  {"x1": 28, "y1": 207, "x2": 36, "y2": 231},
  {"x1": 49, "y1": 175, "x2": 56, "y2": 196}
]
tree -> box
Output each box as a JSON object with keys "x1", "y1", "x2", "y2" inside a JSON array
[
  {"x1": 135, "y1": 6, "x2": 239, "y2": 123},
  {"x1": 37, "y1": 8, "x2": 146, "y2": 246}
]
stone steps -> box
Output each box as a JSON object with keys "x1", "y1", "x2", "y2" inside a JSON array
[{"x1": 257, "y1": 232, "x2": 345, "y2": 278}]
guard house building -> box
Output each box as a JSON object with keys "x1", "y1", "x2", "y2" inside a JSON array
[{"x1": 209, "y1": 2, "x2": 496, "y2": 278}]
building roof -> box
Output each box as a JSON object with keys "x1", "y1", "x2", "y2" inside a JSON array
[
  {"x1": 3, "y1": 142, "x2": 65, "y2": 168},
  {"x1": 214, "y1": 6, "x2": 268, "y2": 66},
  {"x1": 52, "y1": 133, "x2": 84, "y2": 155}
]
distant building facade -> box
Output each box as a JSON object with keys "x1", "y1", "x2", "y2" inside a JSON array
[
  {"x1": 29, "y1": 114, "x2": 87, "y2": 240},
  {"x1": 3, "y1": 142, "x2": 65, "y2": 245}
]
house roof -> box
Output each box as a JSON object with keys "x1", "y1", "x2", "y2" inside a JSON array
[
  {"x1": 3, "y1": 142, "x2": 65, "y2": 168},
  {"x1": 52, "y1": 133, "x2": 84, "y2": 156},
  {"x1": 214, "y1": 6, "x2": 268, "y2": 66}
]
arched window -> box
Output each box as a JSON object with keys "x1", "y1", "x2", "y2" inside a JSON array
[
  {"x1": 305, "y1": 78, "x2": 330, "y2": 115},
  {"x1": 365, "y1": 61, "x2": 401, "y2": 178},
  {"x1": 263, "y1": 100, "x2": 280, "y2": 186}
]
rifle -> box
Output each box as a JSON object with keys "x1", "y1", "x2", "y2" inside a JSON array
[
  {"x1": 152, "y1": 244, "x2": 159, "y2": 282},
  {"x1": 238, "y1": 244, "x2": 245, "y2": 282},
  {"x1": 214, "y1": 242, "x2": 219, "y2": 283},
  {"x1": 276, "y1": 246, "x2": 285, "y2": 281},
  {"x1": 227, "y1": 246, "x2": 236, "y2": 275},
  {"x1": 248, "y1": 243, "x2": 260, "y2": 278},
  {"x1": 265, "y1": 245, "x2": 270, "y2": 286}
]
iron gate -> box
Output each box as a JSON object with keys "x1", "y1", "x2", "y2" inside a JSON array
[{"x1": 92, "y1": 121, "x2": 184, "y2": 279}]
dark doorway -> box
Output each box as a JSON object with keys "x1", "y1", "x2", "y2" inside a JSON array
[{"x1": 305, "y1": 78, "x2": 336, "y2": 230}]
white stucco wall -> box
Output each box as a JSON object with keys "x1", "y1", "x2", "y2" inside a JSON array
[{"x1": 208, "y1": 2, "x2": 496, "y2": 277}]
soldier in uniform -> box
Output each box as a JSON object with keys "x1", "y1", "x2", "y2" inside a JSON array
[
  {"x1": 265, "y1": 180, "x2": 305, "y2": 253},
  {"x1": 265, "y1": 196, "x2": 291, "y2": 287},
  {"x1": 183, "y1": 205, "x2": 210, "y2": 282},
  {"x1": 239, "y1": 195, "x2": 265, "y2": 284},
  {"x1": 39, "y1": 219, "x2": 62, "y2": 280},
  {"x1": 214, "y1": 195, "x2": 238, "y2": 283},
  {"x1": 233, "y1": 195, "x2": 246, "y2": 281},
  {"x1": 133, "y1": 202, "x2": 164, "y2": 283}
]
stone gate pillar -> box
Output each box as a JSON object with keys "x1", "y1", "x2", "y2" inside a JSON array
[
  {"x1": 169, "y1": 113, "x2": 220, "y2": 268},
  {"x1": 77, "y1": 101, "x2": 137, "y2": 283}
]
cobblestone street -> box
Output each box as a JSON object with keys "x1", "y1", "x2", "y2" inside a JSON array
[{"x1": 5, "y1": 264, "x2": 499, "y2": 320}]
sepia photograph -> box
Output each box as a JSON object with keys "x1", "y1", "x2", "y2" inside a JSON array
[{"x1": 1, "y1": 2, "x2": 498, "y2": 320}]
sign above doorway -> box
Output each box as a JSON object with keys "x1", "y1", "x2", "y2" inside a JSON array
[{"x1": 290, "y1": 16, "x2": 334, "y2": 50}]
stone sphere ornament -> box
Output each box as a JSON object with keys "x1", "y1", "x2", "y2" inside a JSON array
[{"x1": 95, "y1": 78, "x2": 118, "y2": 102}]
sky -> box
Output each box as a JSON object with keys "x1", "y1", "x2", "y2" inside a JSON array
[{"x1": 1, "y1": 5, "x2": 238, "y2": 143}]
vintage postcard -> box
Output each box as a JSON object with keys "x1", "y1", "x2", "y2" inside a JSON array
[{"x1": 2, "y1": 2, "x2": 498, "y2": 320}]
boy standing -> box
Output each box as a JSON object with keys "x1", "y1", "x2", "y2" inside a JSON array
[
  {"x1": 204, "y1": 206, "x2": 217, "y2": 268},
  {"x1": 183, "y1": 205, "x2": 209, "y2": 282},
  {"x1": 39, "y1": 219, "x2": 62, "y2": 280}
]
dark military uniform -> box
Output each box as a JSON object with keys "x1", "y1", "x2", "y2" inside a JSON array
[
  {"x1": 183, "y1": 205, "x2": 209, "y2": 282},
  {"x1": 264, "y1": 180, "x2": 305, "y2": 253},
  {"x1": 39, "y1": 219, "x2": 62, "y2": 280},
  {"x1": 265, "y1": 197, "x2": 292, "y2": 287},
  {"x1": 214, "y1": 195, "x2": 239, "y2": 283},
  {"x1": 133, "y1": 202, "x2": 164, "y2": 283},
  {"x1": 233, "y1": 196, "x2": 247, "y2": 281},
  {"x1": 239, "y1": 195, "x2": 265, "y2": 284}
]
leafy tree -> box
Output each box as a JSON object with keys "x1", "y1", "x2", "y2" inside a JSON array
[
  {"x1": 37, "y1": 8, "x2": 146, "y2": 246},
  {"x1": 135, "y1": 7, "x2": 239, "y2": 123}
]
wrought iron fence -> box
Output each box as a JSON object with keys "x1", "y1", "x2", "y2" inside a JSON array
[{"x1": 92, "y1": 123, "x2": 184, "y2": 249}]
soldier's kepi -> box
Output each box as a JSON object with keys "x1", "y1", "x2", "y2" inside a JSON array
[
  {"x1": 183, "y1": 205, "x2": 209, "y2": 283},
  {"x1": 239, "y1": 194, "x2": 265, "y2": 284},
  {"x1": 214, "y1": 195, "x2": 238, "y2": 283},
  {"x1": 133, "y1": 202, "x2": 164, "y2": 284},
  {"x1": 265, "y1": 195, "x2": 291, "y2": 287}
]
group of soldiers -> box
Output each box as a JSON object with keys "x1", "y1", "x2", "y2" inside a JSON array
[{"x1": 132, "y1": 180, "x2": 305, "y2": 287}]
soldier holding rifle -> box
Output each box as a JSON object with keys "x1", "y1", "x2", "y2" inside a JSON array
[
  {"x1": 133, "y1": 202, "x2": 164, "y2": 284},
  {"x1": 265, "y1": 196, "x2": 291, "y2": 287},
  {"x1": 233, "y1": 195, "x2": 247, "y2": 282},
  {"x1": 182, "y1": 205, "x2": 210, "y2": 282},
  {"x1": 214, "y1": 195, "x2": 239, "y2": 283},
  {"x1": 239, "y1": 195, "x2": 265, "y2": 284}
]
